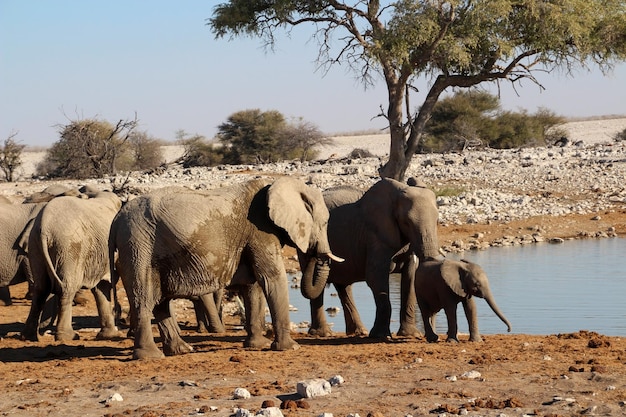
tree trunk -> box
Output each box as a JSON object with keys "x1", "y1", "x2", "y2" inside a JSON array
[{"x1": 379, "y1": 76, "x2": 450, "y2": 181}]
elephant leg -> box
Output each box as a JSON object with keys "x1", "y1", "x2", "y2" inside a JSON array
[
  {"x1": 257, "y1": 273, "x2": 299, "y2": 351},
  {"x1": 92, "y1": 280, "x2": 121, "y2": 340},
  {"x1": 55, "y1": 286, "x2": 79, "y2": 342},
  {"x1": 336, "y1": 284, "x2": 368, "y2": 336},
  {"x1": 21, "y1": 280, "x2": 51, "y2": 341},
  {"x1": 193, "y1": 290, "x2": 226, "y2": 334},
  {"x1": 0, "y1": 286, "x2": 12, "y2": 306},
  {"x1": 308, "y1": 290, "x2": 333, "y2": 337},
  {"x1": 463, "y1": 298, "x2": 482, "y2": 342},
  {"x1": 443, "y1": 303, "x2": 460, "y2": 343},
  {"x1": 241, "y1": 283, "x2": 271, "y2": 349},
  {"x1": 417, "y1": 299, "x2": 439, "y2": 343},
  {"x1": 132, "y1": 300, "x2": 165, "y2": 360},
  {"x1": 367, "y1": 269, "x2": 393, "y2": 339},
  {"x1": 154, "y1": 300, "x2": 193, "y2": 356},
  {"x1": 397, "y1": 255, "x2": 421, "y2": 337}
]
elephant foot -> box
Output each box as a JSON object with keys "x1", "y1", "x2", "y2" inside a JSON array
[
  {"x1": 396, "y1": 325, "x2": 422, "y2": 338},
  {"x1": 271, "y1": 337, "x2": 300, "y2": 351},
  {"x1": 162, "y1": 340, "x2": 194, "y2": 356},
  {"x1": 20, "y1": 329, "x2": 40, "y2": 342},
  {"x1": 133, "y1": 346, "x2": 166, "y2": 360},
  {"x1": 368, "y1": 326, "x2": 392, "y2": 340},
  {"x1": 426, "y1": 334, "x2": 439, "y2": 343},
  {"x1": 346, "y1": 327, "x2": 368, "y2": 337},
  {"x1": 469, "y1": 335, "x2": 483, "y2": 342},
  {"x1": 96, "y1": 326, "x2": 124, "y2": 340},
  {"x1": 55, "y1": 330, "x2": 80, "y2": 342},
  {"x1": 244, "y1": 335, "x2": 272, "y2": 349},
  {"x1": 445, "y1": 337, "x2": 460, "y2": 343},
  {"x1": 308, "y1": 326, "x2": 333, "y2": 337}
]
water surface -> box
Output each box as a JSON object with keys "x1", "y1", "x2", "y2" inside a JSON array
[{"x1": 287, "y1": 238, "x2": 626, "y2": 336}]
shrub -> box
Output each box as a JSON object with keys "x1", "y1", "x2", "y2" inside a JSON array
[
  {"x1": 0, "y1": 133, "x2": 25, "y2": 182},
  {"x1": 38, "y1": 117, "x2": 138, "y2": 179},
  {"x1": 614, "y1": 128, "x2": 626, "y2": 142},
  {"x1": 420, "y1": 92, "x2": 565, "y2": 152},
  {"x1": 178, "y1": 132, "x2": 224, "y2": 167}
]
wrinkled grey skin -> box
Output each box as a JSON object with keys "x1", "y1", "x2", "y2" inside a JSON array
[
  {"x1": 21, "y1": 189, "x2": 123, "y2": 342},
  {"x1": 109, "y1": 177, "x2": 336, "y2": 360},
  {"x1": 303, "y1": 177, "x2": 441, "y2": 339},
  {"x1": 0, "y1": 185, "x2": 82, "y2": 306},
  {"x1": 414, "y1": 258, "x2": 512, "y2": 343}
]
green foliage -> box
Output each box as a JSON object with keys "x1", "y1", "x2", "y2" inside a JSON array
[
  {"x1": 421, "y1": 91, "x2": 565, "y2": 151},
  {"x1": 177, "y1": 131, "x2": 225, "y2": 168},
  {"x1": 217, "y1": 109, "x2": 329, "y2": 164},
  {"x1": 209, "y1": 1, "x2": 626, "y2": 180},
  {"x1": 435, "y1": 186, "x2": 466, "y2": 198},
  {"x1": 0, "y1": 132, "x2": 26, "y2": 182},
  {"x1": 37, "y1": 117, "x2": 138, "y2": 179},
  {"x1": 218, "y1": 109, "x2": 286, "y2": 164}
]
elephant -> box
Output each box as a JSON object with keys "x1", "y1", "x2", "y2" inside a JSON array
[
  {"x1": 301, "y1": 177, "x2": 441, "y2": 339},
  {"x1": 109, "y1": 177, "x2": 341, "y2": 360},
  {"x1": 0, "y1": 185, "x2": 82, "y2": 306},
  {"x1": 413, "y1": 258, "x2": 512, "y2": 342},
  {"x1": 21, "y1": 188, "x2": 123, "y2": 342}
]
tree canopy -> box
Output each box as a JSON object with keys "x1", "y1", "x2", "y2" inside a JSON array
[{"x1": 209, "y1": 0, "x2": 626, "y2": 180}]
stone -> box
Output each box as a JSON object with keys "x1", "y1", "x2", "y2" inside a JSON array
[
  {"x1": 296, "y1": 379, "x2": 332, "y2": 398},
  {"x1": 233, "y1": 388, "x2": 251, "y2": 399}
]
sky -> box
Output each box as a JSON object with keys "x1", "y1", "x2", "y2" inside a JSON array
[{"x1": 2, "y1": 1, "x2": 625, "y2": 147}]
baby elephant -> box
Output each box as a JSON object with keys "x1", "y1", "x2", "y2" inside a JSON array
[{"x1": 414, "y1": 258, "x2": 512, "y2": 342}]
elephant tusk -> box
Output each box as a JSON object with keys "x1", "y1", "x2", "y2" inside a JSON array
[{"x1": 326, "y1": 252, "x2": 345, "y2": 263}]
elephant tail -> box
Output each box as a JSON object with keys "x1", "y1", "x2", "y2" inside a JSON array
[
  {"x1": 108, "y1": 222, "x2": 122, "y2": 323},
  {"x1": 38, "y1": 232, "x2": 64, "y2": 291}
]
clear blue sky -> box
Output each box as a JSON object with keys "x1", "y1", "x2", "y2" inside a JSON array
[{"x1": 2, "y1": 1, "x2": 625, "y2": 147}]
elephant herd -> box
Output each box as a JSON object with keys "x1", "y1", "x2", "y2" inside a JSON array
[{"x1": 0, "y1": 176, "x2": 511, "y2": 360}]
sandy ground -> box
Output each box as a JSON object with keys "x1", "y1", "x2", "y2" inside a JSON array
[{"x1": 1, "y1": 117, "x2": 625, "y2": 417}]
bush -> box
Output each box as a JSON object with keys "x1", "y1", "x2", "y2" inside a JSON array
[
  {"x1": 177, "y1": 132, "x2": 224, "y2": 168},
  {"x1": 348, "y1": 148, "x2": 376, "y2": 158},
  {"x1": 127, "y1": 131, "x2": 165, "y2": 171},
  {"x1": 38, "y1": 117, "x2": 138, "y2": 179},
  {"x1": 614, "y1": 128, "x2": 626, "y2": 142},
  {"x1": 0, "y1": 133, "x2": 25, "y2": 182},
  {"x1": 420, "y1": 92, "x2": 565, "y2": 152}
]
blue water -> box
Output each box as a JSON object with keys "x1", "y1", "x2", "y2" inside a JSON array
[{"x1": 287, "y1": 238, "x2": 626, "y2": 336}]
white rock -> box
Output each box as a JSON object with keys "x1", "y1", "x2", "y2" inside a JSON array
[
  {"x1": 235, "y1": 408, "x2": 253, "y2": 417},
  {"x1": 256, "y1": 407, "x2": 284, "y2": 417},
  {"x1": 103, "y1": 392, "x2": 124, "y2": 403},
  {"x1": 233, "y1": 387, "x2": 251, "y2": 399},
  {"x1": 328, "y1": 375, "x2": 344, "y2": 386},
  {"x1": 297, "y1": 378, "x2": 332, "y2": 398},
  {"x1": 461, "y1": 370, "x2": 481, "y2": 379}
]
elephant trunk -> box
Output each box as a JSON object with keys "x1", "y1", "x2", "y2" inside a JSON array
[
  {"x1": 300, "y1": 256, "x2": 331, "y2": 300},
  {"x1": 484, "y1": 290, "x2": 512, "y2": 333}
]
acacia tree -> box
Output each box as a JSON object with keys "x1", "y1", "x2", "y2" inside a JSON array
[{"x1": 209, "y1": 0, "x2": 626, "y2": 180}]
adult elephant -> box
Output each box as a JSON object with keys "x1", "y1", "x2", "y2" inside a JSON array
[
  {"x1": 414, "y1": 258, "x2": 512, "y2": 342},
  {"x1": 0, "y1": 185, "x2": 81, "y2": 306},
  {"x1": 302, "y1": 177, "x2": 441, "y2": 339},
  {"x1": 21, "y1": 187, "x2": 123, "y2": 342},
  {"x1": 109, "y1": 177, "x2": 340, "y2": 360}
]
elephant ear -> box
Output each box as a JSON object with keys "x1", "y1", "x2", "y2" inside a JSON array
[
  {"x1": 17, "y1": 218, "x2": 36, "y2": 253},
  {"x1": 441, "y1": 260, "x2": 469, "y2": 299},
  {"x1": 267, "y1": 177, "x2": 316, "y2": 253}
]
